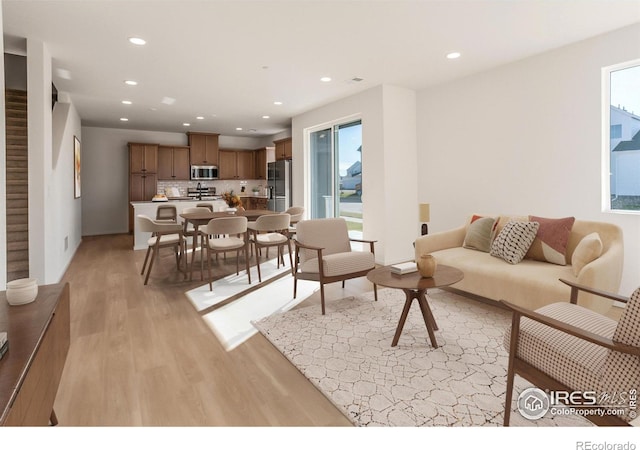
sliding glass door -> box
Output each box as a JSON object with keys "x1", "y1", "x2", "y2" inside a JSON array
[{"x1": 309, "y1": 119, "x2": 362, "y2": 237}]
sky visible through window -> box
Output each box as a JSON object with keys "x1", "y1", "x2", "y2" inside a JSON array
[{"x1": 611, "y1": 64, "x2": 640, "y2": 114}]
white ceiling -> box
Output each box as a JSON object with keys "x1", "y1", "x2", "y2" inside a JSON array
[{"x1": 3, "y1": 0, "x2": 640, "y2": 137}]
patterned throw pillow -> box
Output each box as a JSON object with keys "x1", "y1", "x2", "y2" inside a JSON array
[
  {"x1": 525, "y1": 216, "x2": 575, "y2": 265},
  {"x1": 463, "y1": 216, "x2": 497, "y2": 253},
  {"x1": 490, "y1": 220, "x2": 540, "y2": 264}
]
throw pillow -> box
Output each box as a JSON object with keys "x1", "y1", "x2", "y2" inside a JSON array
[
  {"x1": 463, "y1": 217, "x2": 497, "y2": 252},
  {"x1": 571, "y1": 232, "x2": 603, "y2": 276},
  {"x1": 525, "y1": 216, "x2": 575, "y2": 265},
  {"x1": 490, "y1": 220, "x2": 540, "y2": 264}
]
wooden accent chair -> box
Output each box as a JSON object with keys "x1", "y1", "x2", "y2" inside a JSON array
[
  {"x1": 293, "y1": 218, "x2": 377, "y2": 315},
  {"x1": 137, "y1": 215, "x2": 187, "y2": 285},
  {"x1": 501, "y1": 279, "x2": 640, "y2": 426},
  {"x1": 248, "y1": 213, "x2": 292, "y2": 282},
  {"x1": 202, "y1": 216, "x2": 251, "y2": 291}
]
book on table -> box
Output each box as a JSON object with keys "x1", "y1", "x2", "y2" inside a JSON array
[{"x1": 390, "y1": 261, "x2": 418, "y2": 275}]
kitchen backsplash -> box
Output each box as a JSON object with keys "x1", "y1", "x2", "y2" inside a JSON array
[{"x1": 157, "y1": 179, "x2": 267, "y2": 197}]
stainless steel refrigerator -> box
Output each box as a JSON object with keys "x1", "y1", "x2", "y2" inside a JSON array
[{"x1": 267, "y1": 160, "x2": 292, "y2": 212}]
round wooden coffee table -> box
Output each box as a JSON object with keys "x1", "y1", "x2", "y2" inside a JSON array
[{"x1": 366, "y1": 264, "x2": 464, "y2": 348}]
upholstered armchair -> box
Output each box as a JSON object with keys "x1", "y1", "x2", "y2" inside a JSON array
[
  {"x1": 501, "y1": 279, "x2": 640, "y2": 426},
  {"x1": 293, "y1": 218, "x2": 377, "y2": 315}
]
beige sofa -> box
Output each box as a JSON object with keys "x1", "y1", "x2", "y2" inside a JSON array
[{"x1": 414, "y1": 215, "x2": 624, "y2": 314}]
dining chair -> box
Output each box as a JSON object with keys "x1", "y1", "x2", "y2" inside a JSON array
[
  {"x1": 249, "y1": 213, "x2": 292, "y2": 282},
  {"x1": 285, "y1": 206, "x2": 305, "y2": 239},
  {"x1": 137, "y1": 214, "x2": 187, "y2": 285},
  {"x1": 182, "y1": 206, "x2": 213, "y2": 277},
  {"x1": 202, "y1": 216, "x2": 251, "y2": 290},
  {"x1": 155, "y1": 204, "x2": 177, "y2": 223},
  {"x1": 196, "y1": 202, "x2": 213, "y2": 212}
]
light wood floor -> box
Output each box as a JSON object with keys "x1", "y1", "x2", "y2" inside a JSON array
[{"x1": 54, "y1": 233, "x2": 371, "y2": 426}]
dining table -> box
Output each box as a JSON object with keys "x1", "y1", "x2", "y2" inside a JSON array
[{"x1": 179, "y1": 209, "x2": 280, "y2": 281}]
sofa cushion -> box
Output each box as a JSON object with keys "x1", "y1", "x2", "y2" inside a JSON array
[
  {"x1": 463, "y1": 216, "x2": 497, "y2": 252},
  {"x1": 571, "y1": 232, "x2": 603, "y2": 276},
  {"x1": 490, "y1": 220, "x2": 539, "y2": 264},
  {"x1": 526, "y1": 216, "x2": 575, "y2": 266}
]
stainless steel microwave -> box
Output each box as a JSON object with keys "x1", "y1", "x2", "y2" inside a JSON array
[{"x1": 191, "y1": 165, "x2": 218, "y2": 180}]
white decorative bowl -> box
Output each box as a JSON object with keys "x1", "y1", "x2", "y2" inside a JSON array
[{"x1": 6, "y1": 278, "x2": 38, "y2": 306}]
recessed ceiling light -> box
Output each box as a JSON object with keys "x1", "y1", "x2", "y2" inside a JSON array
[
  {"x1": 120, "y1": 117, "x2": 129, "y2": 122},
  {"x1": 196, "y1": 116, "x2": 204, "y2": 120},
  {"x1": 124, "y1": 80, "x2": 138, "y2": 86},
  {"x1": 273, "y1": 101, "x2": 283, "y2": 106},
  {"x1": 183, "y1": 123, "x2": 191, "y2": 127},
  {"x1": 122, "y1": 100, "x2": 132, "y2": 105},
  {"x1": 128, "y1": 37, "x2": 146, "y2": 46},
  {"x1": 262, "y1": 115, "x2": 270, "y2": 119},
  {"x1": 320, "y1": 76, "x2": 332, "y2": 82},
  {"x1": 446, "y1": 52, "x2": 461, "y2": 59},
  {"x1": 236, "y1": 127, "x2": 243, "y2": 131}
]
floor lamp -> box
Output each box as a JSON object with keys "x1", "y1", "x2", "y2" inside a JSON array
[{"x1": 419, "y1": 203, "x2": 430, "y2": 235}]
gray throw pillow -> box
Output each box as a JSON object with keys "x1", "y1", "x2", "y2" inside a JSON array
[
  {"x1": 463, "y1": 217, "x2": 497, "y2": 253},
  {"x1": 490, "y1": 220, "x2": 540, "y2": 264}
]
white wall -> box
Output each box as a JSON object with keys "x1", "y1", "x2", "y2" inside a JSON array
[
  {"x1": 292, "y1": 84, "x2": 418, "y2": 265},
  {"x1": 80, "y1": 126, "x2": 271, "y2": 235},
  {"x1": 25, "y1": 40, "x2": 82, "y2": 284},
  {"x1": 417, "y1": 23, "x2": 640, "y2": 296}
]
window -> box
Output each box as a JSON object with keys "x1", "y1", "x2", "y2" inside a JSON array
[{"x1": 603, "y1": 59, "x2": 640, "y2": 212}]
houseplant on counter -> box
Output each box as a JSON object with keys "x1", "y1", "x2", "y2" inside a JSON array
[{"x1": 222, "y1": 190, "x2": 242, "y2": 211}]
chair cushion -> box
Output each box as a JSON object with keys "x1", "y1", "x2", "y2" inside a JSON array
[
  {"x1": 504, "y1": 302, "x2": 617, "y2": 393},
  {"x1": 208, "y1": 236, "x2": 246, "y2": 251},
  {"x1": 255, "y1": 232, "x2": 288, "y2": 245},
  {"x1": 300, "y1": 251, "x2": 375, "y2": 277},
  {"x1": 295, "y1": 218, "x2": 351, "y2": 264},
  {"x1": 147, "y1": 233, "x2": 183, "y2": 246}
]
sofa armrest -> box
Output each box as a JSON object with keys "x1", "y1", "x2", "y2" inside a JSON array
[
  {"x1": 414, "y1": 225, "x2": 466, "y2": 258},
  {"x1": 575, "y1": 238, "x2": 624, "y2": 289}
]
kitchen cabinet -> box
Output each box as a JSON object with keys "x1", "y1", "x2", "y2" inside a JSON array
[
  {"x1": 158, "y1": 146, "x2": 190, "y2": 180},
  {"x1": 274, "y1": 137, "x2": 292, "y2": 161},
  {"x1": 129, "y1": 143, "x2": 159, "y2": 232},
  {"x1": 129, "y1": 143, "x2": 158, "y2": 173},
  {"x1": 247, "y1": 197, "x2": 268, "y2": 210},
  {"x1": 219, "y1": 149, "x2": 255, "y2": 180},
  {"x1": 187, "y1": 132, "x2": 219, "y2": 165},
  {"x1": 254, "y1": 147, "x2": 273, "y2": 180}
]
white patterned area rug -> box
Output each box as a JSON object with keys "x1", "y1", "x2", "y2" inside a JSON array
[{"x1": 254, "y1": 288, "x2": 592, "y2": 427}]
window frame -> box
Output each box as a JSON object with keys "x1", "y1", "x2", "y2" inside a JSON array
[{"x1": 602, "y1": 58, "x2": 640, "y2": 215}]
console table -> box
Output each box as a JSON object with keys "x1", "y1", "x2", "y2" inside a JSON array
[{"x1": 0, "y1": 283, "x2": 70, "y2": 426}]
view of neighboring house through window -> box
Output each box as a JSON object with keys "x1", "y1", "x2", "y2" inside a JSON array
[{"x1": 607, "y1": 60, "x2": 640, "y2": 212}]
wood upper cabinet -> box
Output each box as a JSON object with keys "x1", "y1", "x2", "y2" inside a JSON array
[
  {"x1": 187, "y1": 132, "x2": 219, "y2": 165},
  {"x1": 237, "y1": 151, "x2": 255, "y2": 179},
  {"x1": 129, "y1": 143, "x2": 158, "y2": 173},
  {"x1": 254, "y1": 147, "x2": 271, "y2": 180},
  {"x1": 274, "y1": 137, "x2": 292, "y2": 161},
  {"x1": 219, "y1": 149, "x2": 255, "y2": 179},
  {"x1": 158, "y1": 146, "x2": 190, "y2": 180}
]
